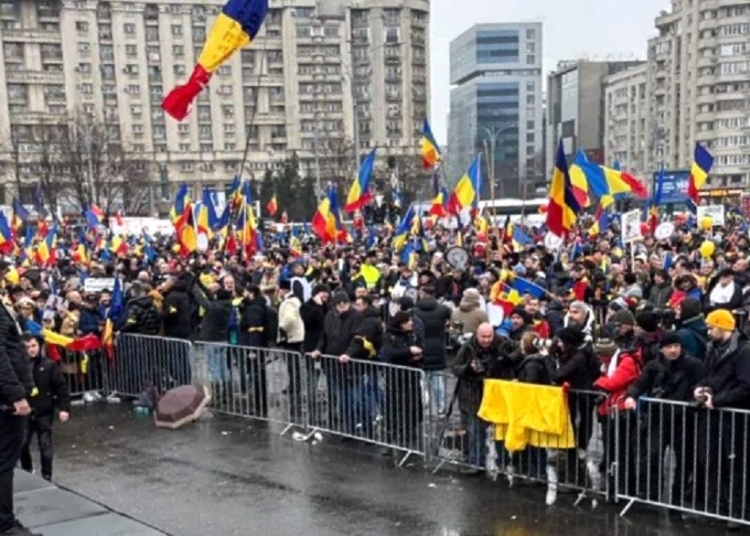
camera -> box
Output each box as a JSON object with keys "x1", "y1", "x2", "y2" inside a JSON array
[
  {"x1": 447, "y1": 321, "x2": 471, "y2": 351},
  {"x1": 652, "y1": 308, "x2": 677, "y2": 329},
  {"x1": 533, "y1": 338, "x2": 554, "y2": 352}
]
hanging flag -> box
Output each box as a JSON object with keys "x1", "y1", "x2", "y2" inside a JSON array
[
  {"x1": 393, "y1": 204, "x2": 416, "y2": 252},
  {"x1": 267, "y1": 194, "x2": 278, "y2": 217},
  {"x1": 649, "y1": 167, "x2": 665, "y2": 233},
  {"x1": 345, "y1": 148, "x2": 377, "y2": 213},
  {"x1": 447, "y1": 154, "x2": 482, "y2": 214},
  {"x1": 687, "y1": 143, "x2": 714, "y2": 203},
  {"x1": 546, "y1": 140, "x2": 581, "y2": 237},
  {"x1": 0, "y1": 211, "x2": 12, "y2": 254},
  {"x1": 101, "y1": 278, "x2": 123, "y2": 361},
  {"x1": 421, "y1": 119, "x2": 441, "y2": 169},
  {"x1": 85, "y1": 204, "x2": 104, "y2": 228},
  {"x1": 11, "y1": 199, "x2": 29, "y2": 232},
  {"x1": 162, "y1": 0, "x2": 269, "y2": 120},
  {"x1": 170, "y1": 183, "x2": 190, "y2": 223}
]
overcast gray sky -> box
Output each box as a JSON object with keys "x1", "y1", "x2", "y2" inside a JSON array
[{"x1": 429, "y1": 0, "x2": 671, "y2": 143}]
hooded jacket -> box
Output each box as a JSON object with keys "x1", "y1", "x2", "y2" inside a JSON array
[
  {"x1": 627, "y1": 352, "x2": 705, "y2": 403},
  {"x1": 698, "y1": 332, "x2": 750, "y2": 409},
  {"x1": 28, "y1": 355, "x2": 71, "y2": 416},
  {"x1": 414, "y1": 296, "x2": 451, "y2": 371},
  {"x1": 162, "y1": 274, "x2": 194, "y2": 339},
  {"x1": 121, "y1": 296, "x2": 161, "y2": 335},
  {"x1": 450, "y1": 291, "x2": 488, "y2": 336},
  {"x1": 300, "y1": 298, "x2": 328, "y2": 353},
  {"x1": 593, "y1": 348, "x2": 642, "y2": 415},
  {"x1": 676, "y1": 315, "x2": 708, "y2": 359}
]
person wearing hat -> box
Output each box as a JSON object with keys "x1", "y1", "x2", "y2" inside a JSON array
[
  {"x1": 694, "y1": 309, "x2": 750, "y2": 523},
  {"x1": 507, "y1": 307, "x2": 532, "y2": 342},
  {"x1": 450, "y1": 288, "x2": 488, "y2": 337},
  {"x1": 277, "y1": 279, "x2": 305, "y2": 418},
  {"x1": 706, "y1": 268, "x2": 742, "y2": 312},
  {"x1": 623, "y1": 331, "x2": 705, "y2": 504},
  {"x1": 0, "y1": 271, "x2": 35, "y2": 536},
  {"x1": 608, "y1": 309, "x2": 637, "y2": 350},
  {"x1": 634, "y1": 310, "x2": 663, "y2": 365}
]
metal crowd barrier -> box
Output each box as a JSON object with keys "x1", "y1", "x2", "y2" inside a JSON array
[
  {"x1": 303, "y1": 353, "x2": 427, "y2": 466},
  {"x1": 428, "y1": 373, "x2": 609, "y2": 505},
  {"x1": 615, "y1": 398, "x2": 750, "y2": 527},
  {"x1": 190, "y1": 342, "x2": 307, "y2": 434},
  {"x1": 111, "y1": 334, "x2": 194, "y2": 398},
  {"x1": 58, "y1": 348, "x2": 108, "y2": 398}
]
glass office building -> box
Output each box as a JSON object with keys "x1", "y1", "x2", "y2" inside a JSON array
[{"x1": 448, "y1": 23, "x2": 543, "y2": 199}]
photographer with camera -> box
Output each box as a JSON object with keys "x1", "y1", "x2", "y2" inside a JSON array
[
  {"x1": 692, "y1": 309, "x2": 750, "y2": 523},
  {"x1": 452, "y1": 323, "x2": 519, "y2": 475},
  {"x1": 623, "y1": 332, "x2": 705, "y2": 505}
]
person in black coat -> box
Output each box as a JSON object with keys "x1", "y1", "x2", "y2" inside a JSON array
[
  {"x1": 414, "y1": 287, "x2": 451, "y2": 415},
  {"x1": 120, "y1": 282, "x2": 161, "y2": 336},
  {"x1": 19, "y1": 334, "x2": 70, "y2": 482},
  {"x1": 161, "y1": 273, "x2": 194, "y2": 340},
  {"x1": 238, "y1": 285, "x2": 275, "y2": 417},
  {"x1": 624, "y1": 332, "x2": 706, "y2": 503},
  {"x1": 0, "y1": 285, "x2": 35, "y2": 535},
  {"x1": 516, "y1": 332, "x2": 555, "y2": 385},
  {"x1": 299, "y1": 285, "x2": 330, "y2": 424},
  {"x1": 193, "y1": 285, "x2": 235, "y2": 405},
  {"x1": 453, "y1": 323, "x2": 519, "y2": 472},
  {"x1": 383, "y1": 312, "x2": 424, "y2": 450}
]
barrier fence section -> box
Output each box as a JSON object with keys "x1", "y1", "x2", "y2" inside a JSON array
[
  {"x1": 615, "y1": 398, "x2": 750, "y2": 527},
  {"x1": 59, "y1": 348, "x2": 107, "y2": 398},
  {"x1": 427, "y1": 372, "x2": 610, "y2": 505},
  {"x1": 112, "y1": 334, "x2": 194, "y2": 398},
  {"x1": 191, "y1": 342, "x2": 307, "y2": 434}
]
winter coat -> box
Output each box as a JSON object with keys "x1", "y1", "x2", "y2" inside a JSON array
[
  {"x1": 120, "y1": 297, "x2": 161, "y2": 335},
  {"x1": 676, "y1": 316, "x2": 708, "y2": 359},
  {"x1": 516, "y1": 353, "x2": 555, "y2": 385},
  {"x1": 413, "y1": 296, "x2": 451, "y2": 371},
  {"x1": 78, "y1": 307, "x2": 103, "y2": 336},
  {"x1": 300, "y1": 299, "x2": 328, "y2": 353},
  {"x1": 383, "y1": 325, "x2": 423, "y2": 368},
  {"x1": 316, "y1": 308, "x2": 363, "y2": 357},
  {"x1": 278, "y1": 295, "x2": 304, "y2": 344},
  {"x1": 28, "y1": 356, "x2": 70, "y2": 416},
  {"x1": 648, "y1": 281, "x2": 673, "y2": 309},
  {"x1": 545, "y1": 301, "x2": 566, "y2": 335},
  {"x1": 593, "y1": 349, "x2": 642, "y2": 415},
  {"x1": 554, "y1": 343, "x2": 598, "y2": 390},
  {"x1": 698, "y1": 332, "x2": 750, "y2": 409},
  {"x1": 627, "y1": 353, "x2": 705, "y2": 402},
  {"x1": 162, "y1": 274, "x2": 194, "y2": 339},
  {"x1": 636, "y1": 330, "x2": 663, "y2": 365},
  {"x1": 347, "y1": 306, "x2": 383, "y2": 360},
  {"x1": 240, "y1": 296, "x2": 276, "y2": 348},
  {"x1": 0, "y1": 303, "x2": 34, "y2": 406},
  {"x1": 193, "y1": 287, "x2": 233, "y2": 343},
  {"x1": 450, "y1": 304, "x2": 488, "y2": 337},
  {"x1": 452, "y1": 335, "x2": 520, "y2": 416}
]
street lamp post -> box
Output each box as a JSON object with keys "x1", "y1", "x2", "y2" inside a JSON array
[{"x1": 478, "y1": 123, "x2": 517, "y2": 212}]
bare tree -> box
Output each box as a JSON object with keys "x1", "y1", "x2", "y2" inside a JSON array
[
  {"x1": 317, "y1": 137, "x2": 357, "y2": 192},
  {"x1": 29, "y1": 123, "x2": 70, "y2": 215},
  {"x1": 55, "y1": 111, "x2": 151, "y2": 213}
]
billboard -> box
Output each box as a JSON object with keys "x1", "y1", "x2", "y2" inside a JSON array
[{"x1": 653, "y1": 170, "x2": 690, "y2": 205}]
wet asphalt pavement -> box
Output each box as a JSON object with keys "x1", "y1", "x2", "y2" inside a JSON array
[{"x1": 47, "y1": 405, "x2": 737, "y2": 536}]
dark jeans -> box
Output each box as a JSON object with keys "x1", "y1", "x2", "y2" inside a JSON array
[
  {"x1": 20, "y1": 414, "x2": 54, "y2": 480},
  {"x1": 0, "y1": 412, "x2": 25, "y2": 532}
]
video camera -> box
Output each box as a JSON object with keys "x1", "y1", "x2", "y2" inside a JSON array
[{"x1": 650, "y1": 308, "x2": 676, "y2": 330}]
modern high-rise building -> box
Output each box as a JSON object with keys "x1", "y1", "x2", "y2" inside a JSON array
[
  {"x1": 447, "y1": 22, "x2": 543, "y2": 200},
  {"x1": 546, "y1": 60, "x2": 644, "y2": 170},
  {"x1": 603, "y1": 63, "x2": 649, "y2": 175},
  {"x1": 644, "y1": 0, "x2": 750, "y2": 186},
  {"x1": 0, "y1": 0, "x2": 429, "y2": 210}
]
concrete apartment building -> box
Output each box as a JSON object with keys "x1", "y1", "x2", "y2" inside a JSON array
[
  {"x1": 0, "y1": 0, "x2": 429, "y2": 207},
  {"x1": 546, "y1": 60, "x2": 644, "y2": 169},
  {"x1": 603, "y1": 63, "x2": 648, "y2": 175},
  {"x1": 447, "y1": 22, "x2": 544, "y2": 199}
]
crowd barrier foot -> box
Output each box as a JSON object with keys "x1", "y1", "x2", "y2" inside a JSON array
[
  {"x1": 619, "y1": 498, "x2": 636, "y2": 517},
  {"x1": 396, "y1": 451, "x2": 413, "y2": 469}
]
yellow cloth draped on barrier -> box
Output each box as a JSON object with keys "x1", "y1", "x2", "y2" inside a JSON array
[{"x1": 477, "y1": 380, "x2": 576, "y2": 452}]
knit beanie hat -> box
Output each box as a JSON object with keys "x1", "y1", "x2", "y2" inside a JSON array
[
  {"x1": 659, "y1": 331, "x2": 683, "y2": 348},
  {"x1": 557, "y1": 326, "x2": 585, "y2": 347},
  {"x1": 611, "y1": 309, "x2": 636, "y2": 326},
  {"x1": 706, "y1": 309, "x2": 736, "y2": 332}
]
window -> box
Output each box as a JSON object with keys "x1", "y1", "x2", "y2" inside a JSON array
[
  {"x1": 200, "y1": 143, "x2": 213, "y2": 152},
  {"x1": 173, "y1": 64, "x2": 186, "y2": 75},
  {"x1": 101, "y1": 64, "x2": 115, "y2": 79},
  {"x1": 526, "y1": 54, "x2": 535, "y2": 65},
  {"x1": 218, "y1": 65, "x2": 231, "y2": 75},
  {"x1": 223, "y1": 123, "x2": 235, "y2": 134},
  {"x1": 526, "y1": 28, "x2": 535, "y2": 39},
  {"x1": 77, "y1": 62, "x2": 91, "y2": 73},
  {"x1": 125, "y1": 64, "x2": 139, "y2": 74},
  {"x1": 526, "y1": 94, "x2": 535, "y2": 105},
  {"x1": 75, "y1": 21, "x2": 88, "y2": 32},
  {"x1": 224, "y1": 142, "x2": 236, "y2": 151},
  {"x1": 219, "y1": 85, "x2": 233, "y2": 95},
  {"x1": 172, "y1": 44, "x2": 184, "y2": 56},
  {"x1": 222, "y1": 104, "x2": 234, "y2": 117},
  {"x1": 527, "y1": 120, "x2": 534, "y2": 130},
  {"x1": 171, "y1": 24, "x2": 182, "y2": 36},
  {"x1": 526, "y1": 42, "x2": 535, "y2": 54},
  {"x1": 179, "y1": 143, "x2": 191, "y2": 152},
  {"x1": 130, "y1": 104, "x2": 142, "y2": 116},
  {"x1": 126, "y1": 84, "x2": 140, "y2": 94},
  {"x1": 123, "y1": 23, "x2": 136, "y2": 34},
  {"x1": 125, "y1": 44, "x2": 137, "y2": 57},
  {"x1": 80, "y1": 83, "x2": 93, "y2": 94},
  {"x1": 526, "y1": 133, "x2": 535, "y2": 143},
  {"x1": 77, "y1": 42, "x2": 90, "y2": 55}
]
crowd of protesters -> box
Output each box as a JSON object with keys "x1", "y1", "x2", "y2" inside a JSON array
[{"x1": 3, "y1": 213, "x2": 750, "y2": 533}]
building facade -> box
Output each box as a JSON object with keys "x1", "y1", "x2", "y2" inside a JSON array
[
  {"x1": 603, "y1": 63, "x2": 648, "y2": 175},
  {"x1": 447, "y1": 22, "x2": 543, "y2": 200},
  {"x1": 645, "y1": 0, "x2": 750, "y2": 187},
  {"x1": 546, "y1": 60, "x2": 645, "y2": 171},
  {"x1": 0, "y1": 0, "x2": 429, "y2": 210}
]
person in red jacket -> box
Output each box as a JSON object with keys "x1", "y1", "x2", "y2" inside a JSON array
[{"x1": 593, "y1": 338, "x2": 642, "y2": 499}]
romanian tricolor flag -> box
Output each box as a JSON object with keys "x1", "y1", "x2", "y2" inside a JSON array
[
  {"x1": 162, "y1": 0, "x2": 269, "y2": 120},
  {"x1": 447, "y1": 154, "x2": 482, "y2": 214},
  {"x1": 649, "y1": 168, "x2": 665, "y2": 233},
  {"x1": 85, "y1": 203, "x2": 104, "y2": 228},
  {"x1": 102, "y1": 278, "x2": 123, "y2": 361},
  {"x1": 0, "y1": 212, "x2": 12, "y2": 255},
  {"x1": 34, "y1": 225, "x2": 57, "y2": 266},
  {"x1": 312, "y1": 186, "x2": 348, "y2": 243},
  {"x1": 237, "y1": 181, "x2": 262, "y2": 257},
  {"x1": 11, "y1": 199, "x2": 28, "y2": 233},
  {"x1": 266, "y1": 195, "x2": 278, "y2": 217},
  {"x1": 393, "y1": 204, "x2": 417, "y2": 252},
  {"x1": 687, "y1": 143, "x2": 714, "y2": 203},
  {"x1": 421, "y1": 119, "x2": 441, "y2": 169},
  {"x1": 345, "y1": 148, "x2": 377, "y2": 213},
  {"x1": 546, "y1": 140, "x2": 581, "y2": 238},
  {"x1": 170, "y1": 183, "x2": 190, "y2": 223}
]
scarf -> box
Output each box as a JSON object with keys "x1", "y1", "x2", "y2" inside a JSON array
[{"x1": 709, "y1": 280, "x2": 735, "y2": 306}]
